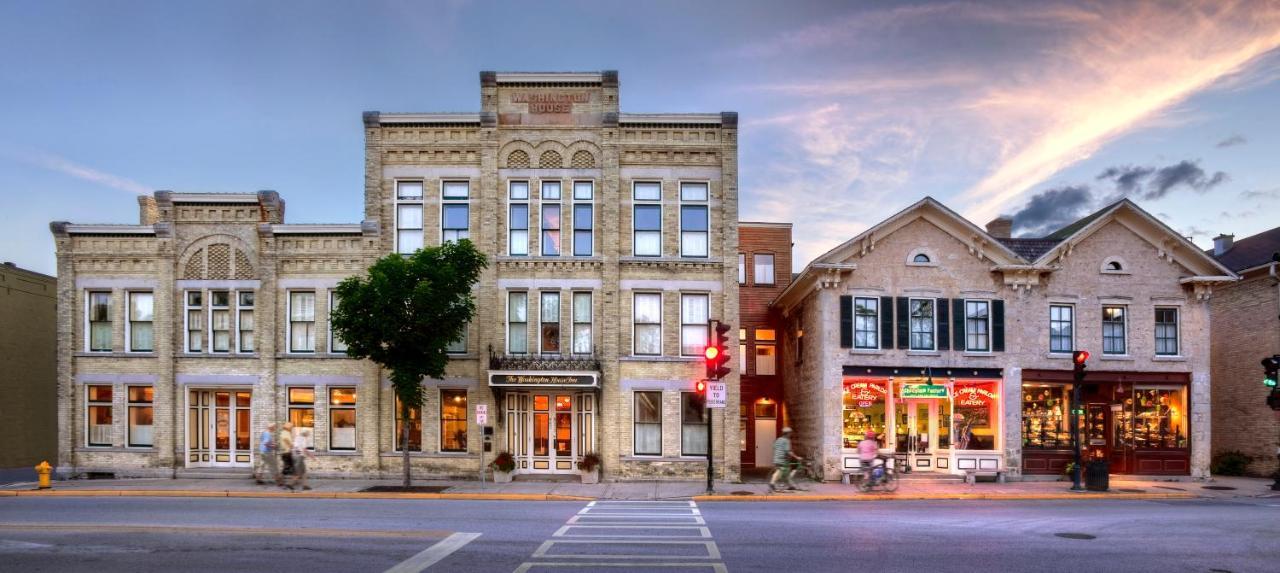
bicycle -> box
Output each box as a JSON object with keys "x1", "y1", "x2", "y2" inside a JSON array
[
  {"x1": 769, "y1": 457, "x2": 821, "y2": 491},
  {"x1": 853, "y1": 457, "x2": 899, "y2": 493}
]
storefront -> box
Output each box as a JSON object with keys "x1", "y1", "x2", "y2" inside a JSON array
[
  {"x1": 489, "y1": 371, "x2": 598, "y2": 475},
  {"x1": 840, "y1": 366, "x2": 1004, "y2": 475},
  {"x1": 185, "y1": 388, "x2": 253, "y2": 468},
  {"x1": 1021, "y1": 370, "x2": 1191, "y2": 476}
]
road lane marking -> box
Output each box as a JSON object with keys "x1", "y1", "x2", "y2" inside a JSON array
[
  {"x1": 568, "y1": 514, "x2": 706, "y2": 525},
  {"x1": 384, "y1": 532, "x2": 481, "y2": 573},
  {"x1": 532, "y1": 539, "x2": 720, "y2": 559},
  {"x1": 0, "y1": 523, "x2": 451, "y2": 539},
  {"x1": 554, "y1": 525, "x2": 711, "y2": 538},
  {"x1": 515, "y1": 564, "x2": 727, "y2": 572}
]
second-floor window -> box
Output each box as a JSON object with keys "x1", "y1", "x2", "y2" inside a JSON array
[
  {"x1": 87, "y1": 291, "x2": 111, "y2": 352},
  {"x1": 633, "y1": 182, "x2": 662, "y2": 257},
  {"x1": 633, "y1": 292, "x2": 662, "y2": 356},
  {"x1": 680, "y1": 293, "x2": 709, "y2": 356},
  {"x1": 1102, "y1": 306, "x2": 1126, "y2": 355},
  {"x1": 753, "y1": 254, "x2": 775, "y2": 285},
  {"x1": 540, "y1": 291, "x2": 561, "y2": 354},
  {"x1": 909, "y1": 298, "x2": 935, "y2": 351},
  {"x1": 442, "y1": 181, "x2": 470, "y2": 244},
  {"x1": 210, "y1": 291, "x2": 232, "y2": 353},
  {"x1": 127, "y1": 292, "x2": 154, "y2": 352},
  {"x1": 509, "y1": 181, "x2": 529, "y2": 256},
  {"x1": 289, "y1": 291, "x2": 316, "y2": 353},
  {"x1": 1050, "y1": 305, "x2": 1074, "y2": 353},
  {"x1": 328, "y1": 291, "x2": 347, "y2": 354},
  {"x1": 965, "y1": 300, "x2": 991, "y2": 352},
  {"x1": 854, "y1": 297, "x2": 878, "y2": 349},
  {"x1": 238, "y1": 292, "x2": 255, "y2": 353},
  {"x1": 1155, "y1": 307, "x2": 1179, "y2": 356},
  {"x1": 508, "y1": 291, "x2": 528, "y2": 354},
  {"x1": 737, "y1": 254, "x2": 745, "y2": 284},
  {"x1": 680, "y1": 182, "x2": 709, "y2": 257},
  {"x1": 572, "y1": 292, "x2": 592, "y2": 355},
  {"x1": 755, "y1": 328, "x2": 776, "y2": 375},
  {"x1": 396, "y1": 181, "x2": 424, "y2": 254},
  {"x1": 573, "y1": 181, "x2": 593, "y2": 256}
]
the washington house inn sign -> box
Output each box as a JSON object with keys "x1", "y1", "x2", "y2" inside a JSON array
[{"x1": 51, "y1": 71, "x2": 742, "y2": 481}]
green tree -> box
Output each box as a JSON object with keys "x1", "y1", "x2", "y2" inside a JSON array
[{"x1": 330, "y1": 240, "x2": 487, "y2": 488}]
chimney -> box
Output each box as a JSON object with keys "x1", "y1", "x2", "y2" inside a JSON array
[
  {"x1": 137, "y1": 195, "x2": 159, "y2": 225},
  {"x1": 1213, "y1": 234, "x2": 1234, "y2": 256},
  {"x1": 985, "y1": 217, "x2": 1013, "y2": 239}
]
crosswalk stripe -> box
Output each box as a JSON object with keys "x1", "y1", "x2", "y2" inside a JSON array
[{"x1": 516, "y1": 500, "x2": 725, "y2": 572}]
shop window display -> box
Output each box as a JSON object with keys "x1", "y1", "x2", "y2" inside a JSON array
[
  {"x1": 1022, "y1": 384, "x2": 1071, "y2": 450},
  {"x1": 1115, "y1": 386, "x2": 1187, "y2": 450},
  {"x1": 842, "y1": 379, "x2": 887, "y2": 448},
  {"x1": 953, "y1": 382, "x2": 997, "y2": 450}
]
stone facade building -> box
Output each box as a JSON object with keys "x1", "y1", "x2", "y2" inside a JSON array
[
  {"x1": 0, "y1": 262, "x2": 57, "y2": 471},
  {"x1": 773, "y1": 198, "x2": 1234, "y2": 480},
  {"x1": 51, "y1": 71, "x2": 741, "y2": 481},
  {"x1": 737, "y1": 222, "x2": 791, "y2": 469},
  {"x1": 1208, "y1": 228, "x2": 1280, "y2": 477}
]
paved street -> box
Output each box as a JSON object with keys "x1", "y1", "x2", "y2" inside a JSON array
[{"x1": 1, "y1": 495, "x2": 1277, "y2": 572}]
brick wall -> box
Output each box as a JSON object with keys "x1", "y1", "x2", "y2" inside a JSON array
[{"x1": 1210, "y1": 268, "x2": 1280, "y2": 476}]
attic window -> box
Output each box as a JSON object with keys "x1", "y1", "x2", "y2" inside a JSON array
[
  {"x1": 914, "y1": 254, "x2": 931, "y2": 264},
  {"x1": 906, "y1": 248, "x2": 938, "y2": 267},
  {"x1": 1100, "y1": 256, "x2": 1130, "y2": 275},
  {"x1": 1107, "y1": 261, "x2": 1122, "y2": 271}
]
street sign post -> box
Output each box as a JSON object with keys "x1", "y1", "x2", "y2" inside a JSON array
[
  {"x1": 706, "y1": 381, "x2": 727, "y2": 408},
  {"x1": 476, "y1": 404, "x2": 488, "y2": 426}
]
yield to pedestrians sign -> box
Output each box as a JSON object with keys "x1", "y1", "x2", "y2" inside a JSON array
[{"x1": 706, "y1": 382, "x2": 727, "y2": 408}]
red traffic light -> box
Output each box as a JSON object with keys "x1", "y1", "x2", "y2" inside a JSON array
[
  {"x1": 695, "y1": 380, "x2": 707, "y2": 393},
  {"x1": 704, "y1": 346, "x2": 720, "y2": 361},
  {"x1": 1073, "y1": 350, "x2": 1090, "y2": 364}
]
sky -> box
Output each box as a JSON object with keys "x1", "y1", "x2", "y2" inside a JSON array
[{"x1": 2, "y1": 0, "x2": 1280, "y2": 276}]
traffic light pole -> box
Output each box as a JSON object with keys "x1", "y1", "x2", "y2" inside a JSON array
[
  {"x1": 706, "y1": 318, "x2": 714, "y2": 494},
  {"x1": 1070, "y1": 383, "x2": 1084, "y2": 492}
]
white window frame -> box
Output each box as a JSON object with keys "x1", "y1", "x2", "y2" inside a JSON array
[
  {"x1": 209, "y1": 290, "x2": 232, "y2": 353},
  {"x1": 1154, "y1": 306, "x2": 1180, "y2": 356},
  {"x1": 125, "y1": 291, "x2": 154, "y2": 353},
  {"x1": 571, "y1": 291, "x2": 593, "y2": 355},
  {"x1": 908, "y1": 297, "x2": 936, "y2": 351},
  {"x1": 539, "y1": 180, "x2": 562, "y2": 256},
  {"x1": 753, "y1": 253, "x2": 775, "y2": 285},
  {"x1": 507, "y1": 291, "x2": 528, "y2": 355},
  {"x1": 1102, "y1": 305, "x2": 1128, "y2": 355},
  {"x1": 85, "y1": 290, "x2": 112, "y2": 353},
  {"x1": 287, "y1": 290, "x2": 317, "y2": 354},
  {"x1": 572, "y1": 180, "x2": 594, "y2": 257},
  {"x1": 680, "y1": 391, "x2": 708, "y2": 456},
  {"x1": 393, "y1": 395, "x2": 423, "y2": 453},
  {"x1": 126, "y1": 385, "x2": 154, "y2": 448},
  {"x1": 754, "y1": 328, "x2": 777, "y2": 376},
  {"x1": 508, "y1": 180, "x2": 530, "y2": 256},
  {"x1": 632, "y1": 390, "x2": 663, "y2": 457},
  {"x1": 327, "y1": 387, "x2": 357, "y2": 451},
  {"x1": 680, "y1": 293, "x2": 710, "y2": 357},
  {"x1": 539, "y1": 291, "x2": 562, "y2": 355},
  {"x1": 854, "y1": 297, "x2": 879, "y2": 349},
  {"x1": 738, "y1": 328, "x2": 748, "y2": 373},
  {"x1": 394, "y1": 179, "x2": 425, "y2": 254},
  {"x1": 632, "y1": 181, "x2": 663, "y2": 257},
  {"x1": 737, "y1": 254, "x2": 745, "y2": 284},
  {"x1": 237, "y1": 291, "x2": 255, "y2": 354},
  {"x1": 85, "y1": 384, "x2": 113, "y2": 448},
  {"x1": 439, "y1": 388, "x2": 468, "y2": 453},
  {"x1": 679, "y1": 181, "x2": 710, "y2": 258},
  {"x1": 633, "y1": 292, "x2": 663, "y2": 356},
  {"x1": 328, "y1": 290, "x2": 348, "y2": 355},
  {"x1": 964, "y1": 299, "x2": 992, "y2": 353},
  {"x1": 441, "y1": 180, "x2": 470, "y2": 244},
  {"x1": 184, "y1": 290, "x2": 203, "y2": 353},
  {"x1": 1049, "y1": 304, "x2": 1074, "y2": 354}
]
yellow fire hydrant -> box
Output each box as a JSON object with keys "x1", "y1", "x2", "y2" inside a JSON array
[{"x1": 35, "y1": 461, "x2": 52, "y2": 489}]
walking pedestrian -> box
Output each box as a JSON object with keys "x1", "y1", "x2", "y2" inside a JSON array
[
  {"x1": 256, "y1": 423, "x2": 280, "y2": 485},
  {"x1": 278, "y1": 422, "x2": 295, "y2": 484},
  {"x1": 288, "y1": 426, "x2": 315, "y2": 491},
  {"x1": 769, "y1": 427, "x2": 801, "y2": 492}
]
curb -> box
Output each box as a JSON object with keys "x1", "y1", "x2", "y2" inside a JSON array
[
  {"x1": 693, "y1": 492, "x2": 1200, "y2": 502},
  {"x1": 3, "y1": 490, "x2": 592, "y2": 502}
]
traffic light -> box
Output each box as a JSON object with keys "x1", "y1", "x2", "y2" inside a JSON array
[
  {"x1": 703, "y1": 320, "x2": 732, "y2": 381},
  {"x1": 1072, "y1": 350, "x2": 1089, "y2": 383},
  {"x1": 695, "y1": 379, "x2": 707, "y2": 394},
  {"x1": 1263, "y1": 356, "x2": 1279, "y2": 388}
]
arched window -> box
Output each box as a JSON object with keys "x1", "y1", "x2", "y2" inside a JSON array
[
  {"x1": 1106, "y1": 260, "x2": 1123, "y2": 271},
  {"x1": 507, "y1": 149, "x2": 530, "y2": 169},
  {"x1": 913, "y1": 253, "x2": 931, "y2": 264}
]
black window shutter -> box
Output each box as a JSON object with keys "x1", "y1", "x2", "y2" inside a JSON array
[
  {"x1": 879, "y1": 296, "x2": 893, "y2": 350},
  {"x1": 896, "y1": 297, "x2": 910, "y2": 349},
  {"x1": 839, "y1": 295, "x2": 852, "y2": 348},
  {"x1": 952, "y1": 299, "x2": 966, "y2": 351},
  {"x1": 937, "y1": 298, "x2": 950, "y2": 351},
  {"x1": 993, "y1": 299, "x2": 1006, "y2": 352}
]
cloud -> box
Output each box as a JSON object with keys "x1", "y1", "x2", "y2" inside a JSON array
[
  {"x1": 1097, "y1": 160, "x2": 1228, "y2": 200},
  {"x1": 1008, "y1": 185, "x2": 1094, "y2": 236},
  {"x1": 1239, "y1": 187, "x2": 1280, "y2": 201},
  {"x1": 1, "y1": 148, "x2": 150, "y2": 195},
  {"x1": 957, "y1": 1, "x2": 1280, "y2": 223},
  {"x1": 1215, "y1": 134, "x2": 1248, "y2": 148}
]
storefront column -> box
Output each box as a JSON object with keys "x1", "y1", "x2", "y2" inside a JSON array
[
  {"x1": 1002, "y1": 367, "x2": 1023, "y2": 479},
  {"x1": 1190, "y1": 369, "x2": 1211, "y2": 479}
]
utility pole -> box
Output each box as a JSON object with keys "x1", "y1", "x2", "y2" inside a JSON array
[{"x1": 1070, "y1": 350, "x2": 1089, "y2": 492}]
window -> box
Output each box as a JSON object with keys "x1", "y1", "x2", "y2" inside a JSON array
[
  {"x1": 680, "y1": 293, "x2": 709, "y2": 356},
  {"x1": 909, "y1": 298, "x2": 935, "y2": 350},
  {"x1": 753, "y1": 254, "x2": 775, "y2": 285},
  {"x1": 633, "y1": 391, "x2": 662, "y2": 456},
  {"x1": 854, "y1": 297, "x2": 878, "y2": 349},
  {"x1": 210, "y1": 291, "x2": 231, "y2": 353},
  {"x1": 447, "y1": 324, "x2": 467, "y2": 354},
  {"x1": 540, "y1": 291, "x2": 561, "y2": 354},
  {"x1": 238, "y1": 292, "x2": 255, "y2": 353},
  {"x1": 1102, "y1": 306, "x2": 1126, "y2": 355},
  {"x1": 86, "y1": 385, "x2": 112, "y2": 447},
  {"x1": 913, "y1": 253, "x2": 931, "y2": 264},
  {"x1": 1022, "y1": 383, "x2": 1072, "y2": 449},
  {"x1": 1155, "y1": 308, "x2": 1179, "y2": 356},
  {"x1": 953, "y1": 381, "x2": 997, "y2": 450},
  {"x1": 126, "y1": 292, "x2": 153, "y2": 352},
  {"x1": 1123, "y1": 386, "x2": 1188, "y2": 449},
  {"x1": 87, "y1": 291, "x2": 112, "y2": 352},
  {"x1": 185, "y1": 291, "x2": 203, "y2": 352},
  {"x1": 394, "y1": 396, "x2": 422, "y2": 452},
  {"x1": 287, "y1": 387, "x2": 315, "y2": 436},
  {"x1": 755, "y1": 329, "x2": 776, "y2": 376},
  {"x1": 1050, "y1": 305, "x2": 1074, "y2": 353},
  {"x1": 508, "y1": 181, "x2": 529, "y2": 256},
  {"x1": 541, "y1": 181, "x2": 561, "y2": 256},
  {"x1": 442, "y1": 181, "x2": 470, "y2": 244},
  {"x1": 289, "y1": 292, "x2": 316, "y2": 353},
  {"x1": 633, "y1": 293, "x2": 663, "y2": 355},
  {"x1": 440, "y1": 389, "x2": 467, "y2": 452},
  {"x1": 681, "y1": 392, "x2": 708, "y2": 456},
  {"x1": 738, "y1": 328, "x2": 747, "y2": 373},
  {"x1": 680, "y1": 182, "x2": 709, "y2": 257},
  {"x1": 737, "y1": 254, "x2": 745, "y2": 284},
  {"x1": 572, "y1": 292, "x2": 592, "y2": 355},
  {"x1": 507, "y1": 291, "x2": 528, "y2": 354},
  {"x1": 633, "y1": 182, "x2": 662, "y2": 257},
  {"x1": 127, "y1": 386, "x2": 154, "y2": 447},
  {"x1": 328, "y1": 388, "x2": 356, "y2": 450},
  {"x1": 396, "y1": 180, "x2": 424, "y2": 254},
  {"x1": 842, "y1": 379, "x2": 887, "y2": 447},
  {"x1": 1107, "y1": 261, "x2": 1123, "y2": 271},
  {"x1": 965, "y1": 300, "x2": 991, "y2": 352},
  {"x1": 573, "y1": 181, "x2": 593, "y2": 256},
  {"x1": 328, "y1": 291, "x2": 347, "y2": 354}
]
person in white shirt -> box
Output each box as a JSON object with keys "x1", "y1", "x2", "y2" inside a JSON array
[{"x1": 288, "y1": 426, "x2": 316, "y2": 491}]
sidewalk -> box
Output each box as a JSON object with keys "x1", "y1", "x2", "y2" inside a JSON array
[{"x1": 3, "y1": 474, "x2": 1274, "y2": 501}]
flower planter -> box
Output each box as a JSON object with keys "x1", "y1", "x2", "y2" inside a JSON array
[
  {"x1": 580, "y1": 468, "x2": 599, "y2": 484},
  {"x1": 494, "y1": 470, "x2": 513, "y2": 483}
]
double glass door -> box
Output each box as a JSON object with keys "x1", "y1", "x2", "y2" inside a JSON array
[
  {"x1": 895, "y1": 400, "x2": 950, "y2": 472},
  {"x1": 506, "y1": 392, "x2": 595, "y2": 474},
  {"x1": 187, "y1": 389, "x2": 252, "y2": 467}
]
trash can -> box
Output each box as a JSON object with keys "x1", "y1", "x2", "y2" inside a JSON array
[{"x1": 1085, "y1": 460, "x2": 1109, "y2": 492}]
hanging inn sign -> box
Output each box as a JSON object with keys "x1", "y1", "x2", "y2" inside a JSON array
[{"x1": 488, "y1": 371, "x2": 599, "y2": 388}]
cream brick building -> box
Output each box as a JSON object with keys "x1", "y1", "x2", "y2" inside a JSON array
[
  {"x1": 774, "y1": 198, "x2": 1234, "y2": 480},
  {"x1": 51, "y1": 71, "x2": 741, "y2": 481}
]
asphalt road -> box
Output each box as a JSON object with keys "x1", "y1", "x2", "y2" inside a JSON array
[{"x1": 0, "y1": 495, "x2": 1276, "y2": 572}]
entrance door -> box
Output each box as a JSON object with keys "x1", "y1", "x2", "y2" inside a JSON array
[
  {"x1": 754, "y1": 418, "x2": 777, "y2": 469},
  {"x1": 895, "y1": 400, "x2": 950, "y2": 472},
  {"x1": 528, "y1": 393, "x2": 578, "y2": 473},
  {"x1": 187, "y1": 389, "x2": 252, "y2": 467}
]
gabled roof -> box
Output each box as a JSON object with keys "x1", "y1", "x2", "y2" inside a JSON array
[
  {"x1": 995, "y1": 237, "x2": 1061, "y2": 261},
  {"x1": 1210, "y1": 225, "x2": 1280, "y2": 273}
]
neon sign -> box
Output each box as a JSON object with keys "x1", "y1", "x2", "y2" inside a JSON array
[
  {"x1": 844, "y1": 380, "x2": 887, "y2": 403},
  {"x1": 955, "y1": 384, "x2": 997, "y2": 407}
]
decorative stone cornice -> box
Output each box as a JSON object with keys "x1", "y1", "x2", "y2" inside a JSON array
[
  {"x1": 1178, "y1": 275, "x2": 1238, "y2": 301},
  {"x1": 992, "y1": 264, "x2": 1057, "y2": 292}
]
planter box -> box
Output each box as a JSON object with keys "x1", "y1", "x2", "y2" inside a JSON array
[
  {"x1": 493, "y1": 470, "x2": 513, "y2": 483},
  {"x1": 580, "y1": 468, "x2": 599, "y2": 484}
]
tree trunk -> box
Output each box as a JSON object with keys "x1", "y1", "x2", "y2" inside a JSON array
[{"x1": 401, "y1": 401, "x2": 412, "y2": 489}]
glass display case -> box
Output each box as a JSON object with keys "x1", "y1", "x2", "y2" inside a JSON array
[{"x1": 1021, "y1": 383, "x2": 1071, "y2": 450}]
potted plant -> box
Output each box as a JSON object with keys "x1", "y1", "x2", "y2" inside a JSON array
[
  {"x1": 491, "y1": 451, "x2": 515, "y2": 483},
  {"x1": 578, "y1": 452, "x2": 601, "y2": 484}
]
